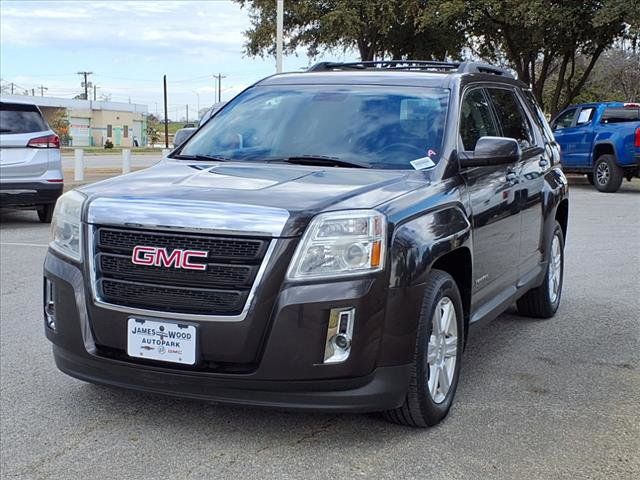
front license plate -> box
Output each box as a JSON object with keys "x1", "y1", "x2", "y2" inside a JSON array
[{"x1": 127, "y1": 318, "x2": 196, "y2": 365}]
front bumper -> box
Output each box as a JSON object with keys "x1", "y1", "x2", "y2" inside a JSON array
[
  {"x1": 44, "y1": 249, "x2": 419, "y2": 412},
  {"x1": 53, "y1": 345, "x2": 410, "y2": 412},
  {"x1": 0, "y1": 181, "x2": 63, "y2": 207}
]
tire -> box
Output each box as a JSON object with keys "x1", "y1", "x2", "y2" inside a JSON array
[
  {"x1": 517, "y1": 221, "x2": 564, "y2": 318},
  {"x1": 593, "y1": 154, "x2": 623, "y2": 193},
  {"x1": 37, "y1": 204, "x2": 54, "y2": 223},
  {"x1": 586, "y1": 173, "x2": 594, "y2": 185},
  {"x1": 383, "y1": 269, "x2": 464, "y2": 427}
]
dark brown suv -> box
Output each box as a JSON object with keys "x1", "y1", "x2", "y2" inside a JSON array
[{"x1": 44, "y1": 61, "x2": 568, "y2": 427}]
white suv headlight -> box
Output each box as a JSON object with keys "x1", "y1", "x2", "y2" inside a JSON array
[
  {"x1": 50, "y1": 190, "x2": 84, "y2": 261},
  {"x1": 287, "y1": 210, "x2": 386, "y2": 280}
]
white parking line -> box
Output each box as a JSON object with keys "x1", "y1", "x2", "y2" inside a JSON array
[{"x1": 0, "y1": 242, "x2": 49, "y2": 248}]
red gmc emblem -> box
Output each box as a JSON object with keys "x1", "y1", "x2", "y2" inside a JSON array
[{"x1": 131, "y1": 246, "x2": 208, "y2": 271}]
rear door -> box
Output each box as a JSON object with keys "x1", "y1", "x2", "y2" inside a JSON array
[
  {"x1": 485, "y1": 87, "x2": 545, "y2": 278},
  {"x1": 571, "y1": 105, "x2": 597, "y2": 166},
  {"x1": 0, "y1": 102, "x2": 53, "y2": 179}
]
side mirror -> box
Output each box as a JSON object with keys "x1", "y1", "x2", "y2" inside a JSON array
[{"x1": 461, "y1": 136, "x2": 521, "y2": 168}]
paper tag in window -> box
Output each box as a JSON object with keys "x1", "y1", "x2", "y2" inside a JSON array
[{"x1": 410, "y1": 156, "x2": 436, "y2": 170}]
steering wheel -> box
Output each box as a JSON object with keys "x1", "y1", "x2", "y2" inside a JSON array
[{"x1": 379, "y1": 143, "x2": 425, "y2": 157}]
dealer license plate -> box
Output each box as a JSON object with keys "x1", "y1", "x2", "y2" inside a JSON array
[{"x1": 127, "y1": 318, "x2": 196, "y2": 365}]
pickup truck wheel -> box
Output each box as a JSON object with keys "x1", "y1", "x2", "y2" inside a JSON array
[
  {"x1": 593, "y1": 154, "x2": 623, "y2": 192},
  {"x1": 383, "y1": 270, "x2": 464, "y2": 427},
  {"x1": 37, "y1": 204, "x2": 54, "y2": 223},
  {"x1": 517, "y1": 221, "x2": 564, "y2": 318}
]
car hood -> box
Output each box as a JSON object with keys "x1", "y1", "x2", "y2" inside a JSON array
[{"x1": 80, "y1": 159, "x2": 428, "y2": 237}]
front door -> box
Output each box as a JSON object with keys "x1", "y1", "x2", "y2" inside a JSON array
[
  {"x1": 459, "y1": 87, "x2": 521, "y2": 311},
  {"x1": 485, "y1": 87, "x2": 545, "y2": 279}
]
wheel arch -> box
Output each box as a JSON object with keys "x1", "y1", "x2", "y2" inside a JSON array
[{"x1": 593, "y1": 142, "x2": 616, "y2": 164}]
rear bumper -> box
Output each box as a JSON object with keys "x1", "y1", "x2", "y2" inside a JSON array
[
  {"x1": 53, "y1": 345, "x2": 410, "y2": 412},
  {"x1": 0, "y1": 181, "x2": 63, "y2": 207}
]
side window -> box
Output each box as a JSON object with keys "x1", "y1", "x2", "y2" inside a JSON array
[
  {"x1": 576, "y1": 108, "x2": 594, "y2": 125},
  {"x1": 123, "y1": 125, "x2": 129, "y2": 138},
  {"x1": 107, "y1": 124, "x2": 113, "y2": 137},
  {"x1": 552, "y1": 109, "x2": 577, "y2": 130},
  {"x1": 459, "y1": 89, "x2": 499, "y2": 151},
  {"x1": 486, "y1": 88, "x2": 533, "y2": 149}
]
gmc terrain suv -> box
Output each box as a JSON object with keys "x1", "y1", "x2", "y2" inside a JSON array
[
  {"x1": 43, "y1": 61, "x2": 568, "y2": 427},
  {"x1": 1, "y1": 100, "x2": 63, "y2": 222}
]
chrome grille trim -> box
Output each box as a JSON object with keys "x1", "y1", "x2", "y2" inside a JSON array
[{"x1": 87, "y1": 226, "x2": 277, "y2": 322}]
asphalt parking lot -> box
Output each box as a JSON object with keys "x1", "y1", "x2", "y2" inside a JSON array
[{"x1": 1, "y1": 178, "x2": 639, "y2": 480}]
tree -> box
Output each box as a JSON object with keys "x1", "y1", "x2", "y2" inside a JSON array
[
  {"x1": 234, "y1": 0, "x2": 464, "y2": 62},
  {"x1": 432, "y1": 0, "x2": 633, "y2": 113},
  {"x1": 42, "y1": 108, "x2": 71, "y2": 146}
]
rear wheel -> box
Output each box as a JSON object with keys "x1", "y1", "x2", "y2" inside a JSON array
[
  {"x1": 37, "y1": 204, "x2": 54, "y2": 223},
  {"x1": 383, "y1": 270, "x2": 464, "y2": 427},
  {"x1": 517, "y1": 221, "x2": 564, "y2": 318},
  {"x1": 593, "y1": 154, "x2": 623, "y2": 193}
]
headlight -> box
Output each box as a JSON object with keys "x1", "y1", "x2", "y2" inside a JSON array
[
  {"x1": 287, "y1": 210, "x2": 386, "y2": 280},
  {"x1": 50, "y1": 190, "x2": 84, "y2": 261}
]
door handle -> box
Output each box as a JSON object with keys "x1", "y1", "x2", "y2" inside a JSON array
[
  {"x1": 539, "y1": 158, "x2": 549, "y2": 168},
  {"x1": 506, "y1": 170, "x2": 518, "y2": 184}
]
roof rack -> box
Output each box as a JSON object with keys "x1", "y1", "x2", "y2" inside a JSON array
[{"x1": 307, "y1": 60, "x2": 515, "y2": 78}]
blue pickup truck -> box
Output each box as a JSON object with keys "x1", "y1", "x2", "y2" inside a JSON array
[{"x1": 551, "y1": 102, "x2": 640, "y2": 192}]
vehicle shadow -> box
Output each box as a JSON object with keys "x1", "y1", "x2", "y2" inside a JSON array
[{"x1": 58, "y1": 306, "x2": 547, "y2": 444}]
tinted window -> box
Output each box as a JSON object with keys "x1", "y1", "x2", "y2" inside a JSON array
[
  {"x1": 0, "y1": 103, "x2": 47, "y2": 134},
  {"x1": 553, "y1": 109, "x2": 577, "y2": 130},
  {"x1": 459, "y1": 89, "x2": 499, "y2": 151},
  {"x1": 601, "y1": 107, "x2": 640, "y2": 123},
  {"x1": 182, "y1": 85, "x2": 450, "y2": 169},
  {"x1": 522, "y1": 90, "x2": 555, "y2": 143},
  {"x1": 487, "y1": 89, "x2": 533, "y2": 148}
]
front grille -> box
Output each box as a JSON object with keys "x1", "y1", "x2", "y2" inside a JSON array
[{"x1": 93, "y1": 226, "x2": 269, "y2": 316}]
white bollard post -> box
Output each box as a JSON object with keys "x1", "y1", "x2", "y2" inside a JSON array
[
  {"x1": 74, "y1": 149, "x2": 84, "y2": 182},
  {"x1": 162, "y1": 148, "x2": 170, "y2": 158},
  {"x1": 122, "y1": 149, "x2": 131, "y2": 174}
]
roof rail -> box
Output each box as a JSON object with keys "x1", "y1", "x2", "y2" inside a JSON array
[{"x1": 307, "y1": 60, "x2": 515, "y2": 78}]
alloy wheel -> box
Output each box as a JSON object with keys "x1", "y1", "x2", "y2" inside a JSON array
[
  {"x1": 427, "y1": 297, "x2": 458, "y2": 404},
  {"x1": 548, "y1": 234, "x2": 562, "y2": 304},
  {"x1": 596, "y1": 162, "x2": 610, "y2": 186}
]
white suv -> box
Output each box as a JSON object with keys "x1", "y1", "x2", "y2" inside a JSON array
[{"x1": 0, "y1": 101, "x2": 63, "y2": 222}]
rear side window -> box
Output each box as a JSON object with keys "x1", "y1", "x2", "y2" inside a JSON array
[
  {"x1": 487, "y1": 88, "x2": 533, "y2": 148},
  {"x1": 601, "y1": 107, "x2": 640, "y2": 123},
  {"x1": 0, "y1": 103, "x2": 48, "y2": 134},
  {"x1": 576, "y1": 108, "x2": 595, "y2": 125},
  {"x1": 459, "y1": 89, "x2": 499, "y2": 151}
]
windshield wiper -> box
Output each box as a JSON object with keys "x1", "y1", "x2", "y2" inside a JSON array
[
  {"x1": 263, "y1": 155, "x2": 367, "y2": 169},
  {"x1": 172, "y1": 153, "x2": 229, "y2": 162}
]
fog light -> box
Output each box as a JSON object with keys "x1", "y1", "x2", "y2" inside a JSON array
[
  {"x1": 324, "y1": 308, "x2": 354, "y2": 364},
  {"x1": 44, "y1": 278, "x2": 56, "y2": 331}
]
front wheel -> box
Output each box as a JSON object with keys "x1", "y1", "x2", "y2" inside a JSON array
[
  {"x1": 383, "y1": 270, "x2": 464, "y2": 427},
  {"x1": 593, "y1": 154, "x2": 623, "y2": 193},
  {"x1": 517, "y1": 221, "x2": 564, "y2": 318}
]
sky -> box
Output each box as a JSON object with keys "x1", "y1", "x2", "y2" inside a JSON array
[{"x1": 0, "y1": 0, "x2": 357, "y2": 120}]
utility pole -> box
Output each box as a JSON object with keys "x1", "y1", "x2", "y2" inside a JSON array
[
  {"x1": 276, "y1": 0, "x2": 284, "y2": 73},
  {"x1": 77, "y1": 71, "x2": 93, "y2": 100},
  {"x1": 10, "y1": 82, "x2": 15, "y2": 95},
  {"x1": 186, "y1": 104, "x2": 189, "y2": 124},
  {"x1": 93, "y1": 84, "x2": 97, "y2": 101},
  {"x1": 214, "y1": 73, "x2": 227, "y2": 103},
  {"x1": 163, "y1": 75, "x2": 169, "y2": 148},
  {"x1": 39, "y1": 85, "x2": 48, "y2": 96},
  {"x1": 31, "y1": 88, "x2": 35, "y2": 96}
]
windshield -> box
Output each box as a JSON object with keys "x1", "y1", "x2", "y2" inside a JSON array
[{"x1": 181, "y1": 85, "x2": 449, "y2": 169}]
